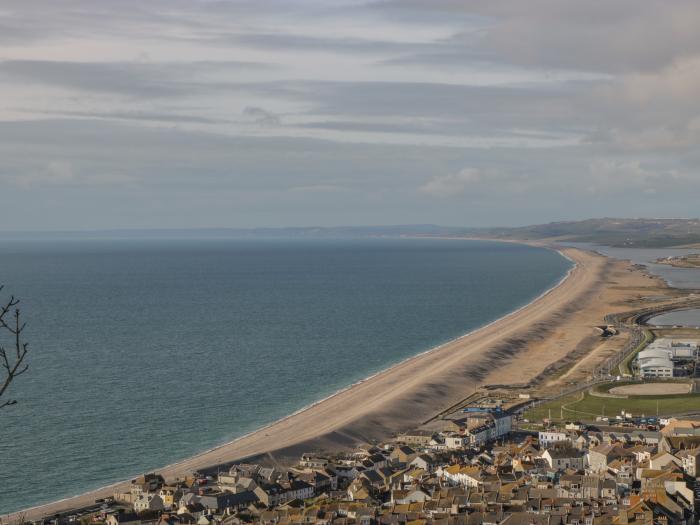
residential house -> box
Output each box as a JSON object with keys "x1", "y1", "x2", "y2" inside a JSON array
[
  {"x1": 659, "y1": 435, "x2": 700, "y2": 454},
  {"x1": 397, "y1": 430, "x2": 436, "y2": 447},
  {"x1": 445, "y1": 433, "x2": 469, "y2": 449},
  {"x1": 198, "y1": 490, "x2": 258, "y2": 512},
  {"x1": 133, "y1": 494, "x2": 165, "y2": 513},
  {"x1": 542, "y1": 447, "x2": 585, "y2": 470},
  {"x1": 299, "y1": 454, "x2": 329, "y2": 469},
  {"x1": 159, "y1": 486, "x2": 184, "y2": 510},
  {"x1": 467, "y1": 424, "x2": 492, "y2": 447},
  {"x1": 391, "y1": 489, "x2": 430, "y2": 505},
  {"x1": 409, "y1": 454, "x2": 434, "y2": 472},
  {"x1": 390, "y1": 445, "x2": 417, "y2": 465},
  {"x1": 660, "y1": 418, "x2": 700, "y2": 437},
  {"x1": 539, "y1": 431, "x2": 568, "y2": 448},
  {"x1": 558, "y1": 475, "x2": 601, "y2": 499},
  {"x1": 347, "y1": 478, "x2": 373, "y2": 502},
  {"x1": 106, "y1": 513, "x2": 141, "y2": 525},
  {"x1": 588, "y1": 444, "x2": 634, "y2": 473},
  {"x1": 253, "y1": 483, "x2": 289, "y2": 507},
  {"x1": 677, "y1": 447, "x2": 700, "y2": 476},
  {"x1": 648, "y1": 451, "x2": 681, "y2": 470},
  {"x1": 439, "y1": 464, "x2": 484, "y2": 488}
]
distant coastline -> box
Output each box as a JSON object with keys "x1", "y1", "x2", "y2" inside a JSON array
[{"x1": 655, "y1": 254, "x2": 700, "y2": 268}]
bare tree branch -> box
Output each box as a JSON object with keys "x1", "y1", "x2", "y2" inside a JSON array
[{"x1": 0, "y1": 284, "x2": 30, "y2": 409}]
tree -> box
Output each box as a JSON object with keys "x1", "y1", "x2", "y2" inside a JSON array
[{"x1": 0, "y1": 285, "x2": 29, "y2": 409}]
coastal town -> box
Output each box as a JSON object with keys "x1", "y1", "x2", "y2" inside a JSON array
[{"x1": 35, "y1": 407, "x2": 700, "y2": 525}]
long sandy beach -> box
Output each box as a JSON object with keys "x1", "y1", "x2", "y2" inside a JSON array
[{"x1": 9, "y1": 245, "x2": 645, "y2": 522}]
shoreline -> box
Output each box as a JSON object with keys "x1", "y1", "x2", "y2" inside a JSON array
[{"x1": 7, "y1": 241, "x2": 595, "y2": 521}]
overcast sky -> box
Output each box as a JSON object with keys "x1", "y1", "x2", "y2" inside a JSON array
[{"x1": 1, "y1": 0, "x2": 699, "y2": 230}]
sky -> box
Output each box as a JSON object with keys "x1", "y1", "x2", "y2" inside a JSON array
[{"x1": 1, "y1": 0, "x2": 700, "y2": 230}]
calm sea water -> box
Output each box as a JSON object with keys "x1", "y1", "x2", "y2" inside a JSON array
[
  {"x1": 647, "y1": 309, "x2": 700, "y2": 327},
  {"x1": 0, "y1": 238, "x2": 570, "y2": 514}
]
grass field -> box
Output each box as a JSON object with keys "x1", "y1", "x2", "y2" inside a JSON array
[{"x1": 525, "y1": 389, "x2": 700, "y2": 422}]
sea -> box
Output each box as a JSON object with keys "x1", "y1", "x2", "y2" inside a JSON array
[{"x1": 0, "y1": 237, "x2": 571, "y2": 514}]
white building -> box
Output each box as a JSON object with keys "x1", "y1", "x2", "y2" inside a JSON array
[
  {"x1": 669, "y1": 340, "x2": 699, "y2": 359},
  {"x1": 449, "y1": 411, "x2": 513, "y2": 447},
  {"x1": 438, "y1": 464, "x2": 483, "y2": 487},
  {"x1": 133, "y1": 494, "x2": 164, "y2": 513},
  {"x1": 680, "y1": 449, "x2": 700, "y2": 477},
  {"x1": 464, "y1": 412, "x2": 512, "y2": 442},
  {"x1": 539, "y1": 431, "x2": 568, "y2": 448},
  {"x1": 639, "y1": 357, "x2": 673, "y2": 378},
  {"x1": 635, "y1": 338, "x2": 699, "y2": 378},
  {"x1": 637, "y1": 347, "x2": 672, "y2": 363},
  {"x1": 444, "y1": 434, "x2": 469, "y2": 449}
]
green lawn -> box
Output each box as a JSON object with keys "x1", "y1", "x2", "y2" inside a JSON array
[{"x1": 525, "y1": 390, "x2": 700, "y2": 422}]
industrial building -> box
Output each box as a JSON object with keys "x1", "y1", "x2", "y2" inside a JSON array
[{"x1": 635, "y1": 338, "x2": 699, "y2": 378}]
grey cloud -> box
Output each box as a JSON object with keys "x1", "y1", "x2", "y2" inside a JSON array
[
  {"x1": 2, "y1": 0, "x2": 700, "y2": 229},
  {"x1": 190, "y1": 31, "x2": 434, "y2": 56},
  {"x1": 270, "y1": 80, "x2": 587, "y2": 138},
  {"x1": 419, "y1": 168, "x2": 484, "y2": 197},
  {"x1": 0, "y1": 0, "x2": 243, "y2": 44},
  {"x1": 376, "y1": 0, "x2": 700, "y2": 73},
  {"x1": 1, "y1": 118, "x2": 699, "y2": 229},
  {"x1": 0, "y1": 118, "x2": 438, "y2": 191},
  {"x1": 263, "y1": 71, "x2": 700, "y2": 156},
  {"x1": 0, "y1": 60, "x2": 192, "y2": 98},
  {"x1": 306, "y1": 81, "x2": 576, "y2": 119},
  {"x1": 24, "y1": 109, "x2": 231, "y2": 125},
  {"x1": 242, "y1": 107, "x2": 281, "y2": 126},
  {"x1": 0, "y1": 21, "x2": 48, "y2": 44},
  {"x1": 574, "y1": 58, "x2": 700, "y2": 152},
  {"x1": 0, "y1": 0, "x2": 378, "y2": 47},
  {"x1": 0, "y1": 59, "x2": 272, "y2": 98},
  {"x1": 296, "y1": 119, "x2": 573, "y2": 141}
]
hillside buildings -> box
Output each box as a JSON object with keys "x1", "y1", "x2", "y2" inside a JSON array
[{"x1": 73, "y1": 415, "x2": 699, "y2": 525}]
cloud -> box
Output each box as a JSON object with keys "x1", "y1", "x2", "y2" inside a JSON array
[
  {"x1": 419, "y1": 168, "x2": 483, "y2": 197},
  {"x1": 1, "y1": 0, "x2": 700, "y2": 229},
  {"x1": 583, "y1": 56, "x2": 700, "y2": 152},
  {"x1": 0, "y1": 60, "x2": 190, "y2": 98},
  {"x1": 378, "y1": 0, "x2": 700, "y2": 74},
  {"x1": 5, "y1": 160, "x2": 139, "y2": 188},
  {"x1": 201, "y1": 32, "x2": 414, "y2": 55},
  {"x1": 23, "y1": 108, "x2": 230, "y2": 125},
  {"x1": 586, "y1": 159, "x2": 687, "y2": 196},
  {"x1": 290, "y1": 184, "x2": 349, "y2": 193},
  {"x1": 242, "y1": 107, "x2": 281, "y2": 126},
  {"x1": 0, "y1": 59, "x2": 272, "y2": 99}
]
